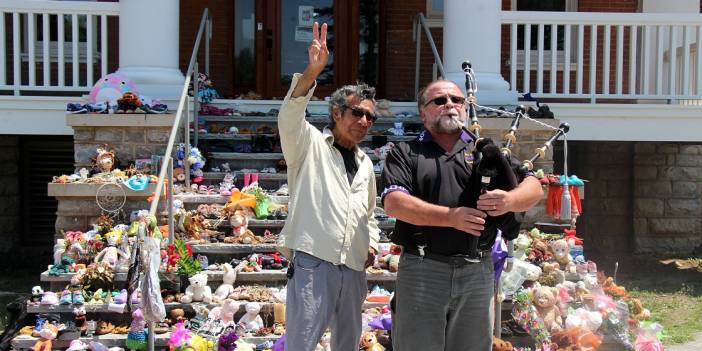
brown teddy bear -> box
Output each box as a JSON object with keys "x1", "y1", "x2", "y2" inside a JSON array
[
  {"x1": 492, "y1": 336, "x2": 513, "y2": 351},
  {"x1": 533, "y1": 286, "x2": 563, "y2": 333}
]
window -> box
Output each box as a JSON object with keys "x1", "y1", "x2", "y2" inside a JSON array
[{"x1": 426, "y1": 0, "x2": 443, "y2": 18}]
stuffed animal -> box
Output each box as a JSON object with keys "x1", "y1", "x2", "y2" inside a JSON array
[
  {"x1": 224, "y1": 210, "x2": 260, "y2": 244},
  {"x1": 116, "y1": 92, "x2": 143, "y2": 113},
  {"x1": 492, "y1": 336, "x2": 513, "y2": 351},
  {"x1": 175, "y1": 143, "x2": 206, "y2": 184},
  {"x1": 513, "y1": 233, "x2": 532, "y2": 261},
  {"x1": 126, "y1": 308, "x2": 148, "y2": 351},
  {"x1": 550, "y1": 239, "x2": 572, "y2": 269},
  {"x1": 32, "y1": 322, "x2": 59, "y2": 351},
  {"x1": 212, "y1": 263, "x2": 242, "y2": 303},
  {"x1": 360, "y1": 330, "x2": 385, "y2": 351},
  {"x1": 629, "y1": 298, "x2": 651, "y2": 321},
  {"x1": 31, "y1": 286, "x2": 44, "y2": 303},
  {"x1": 316, "y1": 331, "x2": 331, "y2": 351},
  {"x1": 565, "y1": 307, "x2": 603, "y2": 333},
  {"x1": 540, "y1": 262, "x2": 565, "y2": 286},
  {"x1": 533, "y1": 286, "x2": 563, "y2": 333},
  {"x1": 373, "y1": 142, "x2": 395, "y2": 173},
  {"x1": 166, "y1": 308, "x2": 186, "y2": 326},
  {"x1": 95, "y1": 230, "x2": 128, "y2": 269},
  {"x1": 89, "y1": 73, "x2": 138, "y2": 105},
  {"x1": 379, "y1": 244, "x2": 402, "y2": 272},
  {"x1": 601, "y1": 276, "x2": 627, "y2": 298},
  {"x1": 180, "y1": 273, "x2": 213, "y2": 303},
  {"x1": 94, "y1": 145, "x2": 118, "y2": 173},
  {"x1": 375, "y1": 99, "x2": 394, "y2": 117},
  {"x1": 528, "y1": 239, "x2": 552, "y2": 265},
  {"x1": 237, "y1": 302, "x2": 264, "y2": 332},
  {"x1": 242, "y1": 253, "x2": 262, "y2": 272},
  {"x1": 209, "y1": 298, "x2": 240, "y2": 324}
]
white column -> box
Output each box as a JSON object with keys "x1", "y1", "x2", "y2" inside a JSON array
[
  {"x1": 443, "y1": 0, "x2": 516, "y2": 105},
  {"x1": 117, "y1": 0, "x2": 184, "y2": 99}
]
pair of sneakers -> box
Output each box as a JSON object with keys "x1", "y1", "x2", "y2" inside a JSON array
[
  {"x1": 113, "y1": 288, "x2": 141, "y2": 305},
  {"x1": 59, "y1": 290, "x2": 85, "y2": 305}
]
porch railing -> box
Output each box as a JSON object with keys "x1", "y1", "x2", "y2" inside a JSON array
[
  {"x1": 502, "y1": 11, "x2": 702, "y2": 103},
  {"x1": 0, "y1": 0, "x2": 119, "y2": 95}
]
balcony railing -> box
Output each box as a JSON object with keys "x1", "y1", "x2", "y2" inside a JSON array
[
  {"x1": 0, "y1": 0, "x2": 119, "y2": 95},
  {"x1": 502, "y1": 11, "x2": 702, "y2": 103}
]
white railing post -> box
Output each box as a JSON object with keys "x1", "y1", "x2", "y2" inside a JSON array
[
  {"x1": 58, "y1": 14, "x2": 65, "y2": 87},
  {"x1": 576, "y1": 24, "x2": 584, "y2": 95},
  {"x1": 101, "y1": 15, "x2": 108, "y2": 79},
  {"x1": 86, "y1": 14, "x2": 94, "y2": 88},
  {"x1": 28, "y1": 13, "x2": 36, "y2": 87},
  {"x1": 524, "y1": 24, "x2": 531, "y2": 93},
  {"x1": 643, "y1": 25, "x2": 651, "y2": 95},
  {"x1": 537, "y1": 23, "x2": 544, "y2": 94},
  {"x1": 629, "y1": 25, "x2": 637, "y2": 95},
  {"x1": 12, "y1": 12, "x2": 20, "y2": 95},
  {"x1": 615, "y1": 25, "x2": 623, "y2": 95},
  {"x1": 550, "y1": 24, "x2": 557, "y2": 94},
  {"x1": 669, "y1": 26, "x2": 677, "y2": 97},
  {"x1": 564, "y1": 24, "x2": 571, "y2": 95},
  {"x1": 603, "y1": 24, "x2": 611, "y2": 95},
  {"x1": 71, "y1": 13, "x2": 79, "y2": 87},
  {"x1": 656, "y1": 25, "x2": 664, "y2": 95},
  {"x1": 42, "y1": 13, "x2": 50, "y2": 86},
  {"x1": 682, "y1": 26, "x2": 690, "y2": 96},
  {"x1": 589, "y1": 24, "x2": 597, "y2": 102},
  {"x1": 0, "y1": 13, "x2": 6, "y2": 86},
  {"x1": 697, "y1": 26, "x2": 702, "y2": 95},
  {"x1": 510, "y1": 23, "x2": 517, "y2": 91}
]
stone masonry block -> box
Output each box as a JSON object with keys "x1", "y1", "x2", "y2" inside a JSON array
[
  {"x1": 634, "y1": 166, "x2": 657, "y2": 180},
  {"x1": 665, "y1": 199, "x2": 701, "y2": 217},
  {"x1": 658, "y1": 144, "x2": 679, "y2": 154},
  {"x1": 635, "y1": 236, "x2": 702, "y2": 254},
  {"x1": 75, "y1": 143, "x2": 100, "y2": 165},
  {"x1": 147, "y1": 129, "x2": 171, "y2": 143},
  {"x1": 73, "y1": 128, "x2": 95, "y2": 141},
  {"x1": 633, "y1": 154, "x2": 666, "y2": 166},
  {"x1": 634, "y1": 181, "x2": 671, "y2": 197},
  {"x1": 606, "y1": 180, "x2": 631, "y2": 197},
  {"x1": 633, "y1": 218, "x2": 648, "y2": 235},
  {"x1": 634, "y1": 142, "x2": 656, "y2": 153},
  {"x1": 124, "y1": 128, "x2": 146, "y2": 143},
  {"x1": 676, "y1": 154, "x2": 702, "y2": 167},
  {"x1": 680, "y1": 145, "x2": 702, "y2": 155},
  {"x1": 672, "y1": 182, "x2": 698, "y2": 198},
  {"x1": 649, "y1": 218, "x2": 699, "y2": 236},
  {"x1": 598, "y1": 167, "x2": 630, "y2": 180},
  {"x1": 95, "y1": 129, "x2": 123, "y2": 142},
  {"x1": 634, "y1": 199, "x2": 664, "y2": 217},
  {"x1": 660, "y1": 167, "x2": 702, "y2": 181},
  {"x1": 55, "y1": 215, "x2": 88, "y2": 233},
  {"x1": 135, "y1": 145, "x2": 157, "y2": 159}
]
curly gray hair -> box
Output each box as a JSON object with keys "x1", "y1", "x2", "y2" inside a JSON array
[{"x1": 328, "y1": 83, "x2": 376, "y2": 129}]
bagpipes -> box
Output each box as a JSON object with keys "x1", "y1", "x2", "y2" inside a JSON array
[{"x1": 459, "y1": 61, "x2": 570, "y2": 261}]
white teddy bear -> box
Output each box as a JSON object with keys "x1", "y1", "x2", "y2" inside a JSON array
[
  {"x1": 373, "y1": 142, "x2": 395, "y2": 173},
  {"x1": 180, "y1": 273, "x2": 213, "y2": 304},
  {"x1": 237, "y1": 302, "x2": 264, "y2": 332}
]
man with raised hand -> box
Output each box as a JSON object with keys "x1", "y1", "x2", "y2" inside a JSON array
[{"x1": 277, "y1": 22, "x2": 380, "y2": 351}]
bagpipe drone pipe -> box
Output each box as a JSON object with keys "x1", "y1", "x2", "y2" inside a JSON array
[{"x1": 460, "y1": 61, "x2": 569, "y2": 260}]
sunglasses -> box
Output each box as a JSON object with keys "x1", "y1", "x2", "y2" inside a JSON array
[
  {"x1": 425, "y1": 95, "x2": 466, "y2": 107},
  {"x1": 346, "y1": 106, "x2": 377, "y2": 123}
]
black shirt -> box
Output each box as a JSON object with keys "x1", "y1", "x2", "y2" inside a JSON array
[
  {"x1": 333, "y1": 142, "x2": 358, "y2": 186},
  {"x1": 381, "y1": 129, "x2": 528, "y2": 256}
]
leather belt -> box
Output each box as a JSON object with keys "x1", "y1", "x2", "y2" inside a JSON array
[{"x1": 404, "y1": 248, "x2": 490, "y2": 266}]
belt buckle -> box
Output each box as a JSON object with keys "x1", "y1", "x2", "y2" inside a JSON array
[{"x1": 449, "y1": 254, "x2": 479, "y2": 266}]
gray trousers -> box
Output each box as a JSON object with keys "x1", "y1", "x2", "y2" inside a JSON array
[
  {"x1": 392, "y1": 253, "x2": 495, "y2": 351},
  {"x1": 284, "y1": 251, "x2": 367, "y2": 351}
]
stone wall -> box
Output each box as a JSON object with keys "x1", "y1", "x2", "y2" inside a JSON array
[
  {"x1": 0, "y1": 136, "x2": 20, "y2": 253},
  {"x1": 633, "y1": 143, "x2": 702, "y2": 253},
  {"x1": 73, "y1": 126, "x2": 174, "y2": 171}
]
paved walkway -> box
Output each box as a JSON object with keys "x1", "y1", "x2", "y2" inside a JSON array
[{"x1": 667, "y1": 333, "x2": 702, "y2": 351}]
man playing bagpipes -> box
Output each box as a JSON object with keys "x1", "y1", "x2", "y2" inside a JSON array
[{"x1": 381, "y1": 79, "x2": 543, "y2": 351}]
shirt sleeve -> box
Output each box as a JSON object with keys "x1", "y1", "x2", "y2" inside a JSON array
[
  {"x1": 278, "y1": 73, "x2": 317, "y2": 168},
  {"x1": 380, "y1": 143, "x2": 413, "y2": 206},
  {"x1": 367, "y1": 170, "x2": 380, "y2": 252}
]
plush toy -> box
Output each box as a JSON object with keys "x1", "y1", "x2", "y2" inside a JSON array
[
  {"x1": 89, "y1": 73, "x2": 138, "y2": 105},
  {"x1": 224, "y1": 210, "x2": 260, "y2": 244},
  {"x1": 532, "y1": 286, "x2": 563, "y2": 333},
  {"x1": 540, "y1": 262, "x2": 565, "y2": 286},
  {"x1": 94, "y1": 230, "x2": 129, "y2": 269},
  {"x1": 209, "y1": 298, "x2": 240, "y2": 324},
  {"x1": 513, "y1": 233, "x2": 532, "y2": 261},
  {"x1": 166, "y1": 308, "x2": 186, "y2": 326},
  {"x1": 550, "y1": 239, "x2": 573, "y2": 269},
  {"x1": 74, "y1": 306, "x2": 87, "y2": 331},
  {"x1": 360, "y1": 331, "x2": 385, "y2": 351},
  {"x1": 212, "y1": 263, "x2": 242, "y2": 303},
  {"x1": 126, "y1": 309, "x2": 148, "y2": 351},
  {"x1": 175, "y1": 143, "x2": 206, "y2": 184},
  {"x1": 379, "y1": 245, "x2": 402, "y2": 272},
  {"x1": 94, "y1": 145, "x2": 118, "y2": 173},
  {"x1": 492, "y1": 336, "x2": 513, "y2": 351},
  {"x1": 316, "y1": 331, "x2": 331, "y2": 351},
  {"x1": 32, "y1": 322, "x2": 59, "y2": 351},
  {"x1": 602, "y1": 276, "x2": 628, "y2": 299},
  {"x1": 237, "y1": 302, "x2": 264, "y2": 332},
  {"x1": 242, "y1": 253, "x2": 262, "y2": 272},
  {"x1": 528, "y1": 239, "x2": 552, "y2": 265},
  {"x1": 31, "y1": 286, "x2": 44, "y2": 303},
  {"x1": 373, "y1": 142, "x2": 395, "y2": 173},
  {"x1": 565, "y1": 307, "x2": 603, "y2": 333},
  {"x1": 180, "y1": 273, "x2": 213, "y2": 304},
  {"x1": 375, "y1": 99, "x2": 394, "y2": 117},
  {"x1": 629, "y1": 298, "x2": 651, "y2": 321},
  {"x1": 116, "y1": 92, "x2": 143, "y2": 113}
]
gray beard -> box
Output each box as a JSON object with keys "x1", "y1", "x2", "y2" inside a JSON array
[{"x1": 432, "y1": 115, "x2": 463, "y2": 134}]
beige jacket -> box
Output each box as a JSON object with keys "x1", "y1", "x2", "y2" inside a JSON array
[{"x1": 276, "y1": 73, "x2": 380, "y2": 271}]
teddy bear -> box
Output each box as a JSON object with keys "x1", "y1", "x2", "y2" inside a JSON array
[
  {"x1": 375, "y1": 99, "x2": 394, "y2": 118},
  {"x1": 550, "y1": 239, "x2": 572, "y2": 270},
  {"x1": 532, "y1": 286, "x2": 563, "y2": 333},
  {"x1": 180, "y1": 273, "x2": 213, "y2": 304},
  {"x1": 316, "y1": 331, "x2": 331, "y2": 351},
  {"x1": 539, "y1": 262, "x2": 565, "y2": 286},
  {"x1": 379, "y1": 244, "x2": 402, "y2": 272},
  {"x1": 629, "y1": 298, "x2": 651, "y2": 321},
  {"x1": 373, "y1": 142, "x2": 395, "y2": 173},
  {"x1": 212, "y1": 263, "x2": 243, "y2": 303},
  {"x1": 237, "y1": 302, "x2": 264, "y2": 332},
  {"x1": 512, "y1": 232, "x2": 532, "y2": 261},
  {"x1": 224, "y1": 210, "x2": 261, "y2": 244},
  {"x1": 94, "y1": 145, "x2": 118, "y2": 173},
  {"x1": 32, "y1": 322, "x2": 60, "y2": 351},
  {"x1": 527, "y1": 239, "x2": 552, "y2": 265},
  {"x1": 360, "y1": 331, "x2": 385, "y2": 351},
  {"x1": 208, "y1": 298, "x2": 240, "y2": 324},
  {"x1": 601, "y1": 276, "x2": 627, "y2": 298},
  {"x1": 492, "y1": 336, "x2": 513, "y2": 351}
]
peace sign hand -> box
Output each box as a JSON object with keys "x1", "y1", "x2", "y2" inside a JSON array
[{"x1": 306, "y1": 22, "x2": 329, "y2": 77}]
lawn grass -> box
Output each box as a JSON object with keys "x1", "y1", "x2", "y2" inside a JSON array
[
  {"x1": 630, "y1": 285, "x2": 702, "y2": 344},
  {"x1": 590, "y1": 251, "x2": 702, "y2": 345}
]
